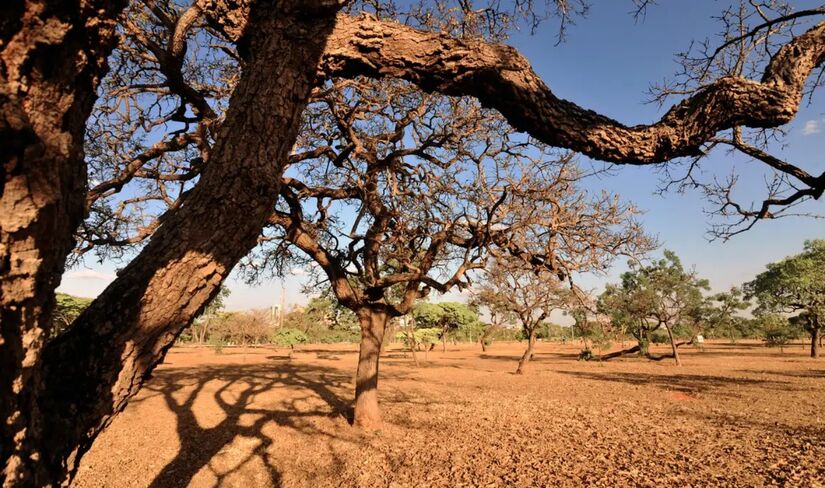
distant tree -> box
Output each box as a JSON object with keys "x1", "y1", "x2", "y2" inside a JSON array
[
  {"x1": 413, "y1": 302, "x2": 481, "y2": 352},
  {"x1": 241, "y1": 79, "x2": 650, "y2": 425},
  {"x1": 746, "y1": 240, "x2": 825, "y2": 358},
  {"x1": 598, "y1": 251, "x2": 709, "y2": 365},
  {"x1": 188, "y1": 286, "x2": 230, "y2": 344},
  {"x1": 209, "y1": 309, "x2": 273, "y2": 347},
  {"x1": 758, "y1": 314, "x2": 801, "y2": 352},
  {"x1": 570, "y1": 307, "x2": 616, "y2": 360},
  {"x1": 469, "y1": 295, "x2": 518, "y2": 352},
  {"x1": 473, "y1": 258, "x2": 573, "y2": 374},
  {"x1": 51, "y1": 294, "x2": 94, "y2": 339},
  {"x1": 707, "y1": 287, "x2": 750, "y2": 343},
  {"x1": 271, "y1": 328, "x2": 309, "y2": 359}
]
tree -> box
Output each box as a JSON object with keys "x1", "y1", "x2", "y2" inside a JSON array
[
  {"x1": 1, "y1": 1, "x2": 129, "y2": 483},
  {"x1": 3, "y1": 1, "x2": 823, "y2": 483},
  {"x1": 187, "y1": 286, "x2": 230, "y2": 344},
  {"x1": 707, "y1": 288, "x2": 750, "y2": 343},
  {"x1": 569, "y1": 307, "x2": 616, "y2": 360},
  {"x1": 472, "y1": 258, "x2": 574, "y2": 374},
  {"x1": 758, "y1": 314, "x2": 801, "y2": 352},
  {"x1": 271, "y1": 328, "x2": 309, "y2": 359},
  {"x1": 244, "y1": 74, "x2": 648, "y2": 426},
  {"x1": 51, "y1": 294, "x2": 94, "y2": 339},
  {"x1": 746, "y1": 240, "x2": 825, "y2": 358},
  {"x1": 599, "y1": 251, "x2": 710, "y2": 365},
  {"x1": 412, "y1": 302, "x2": 481, "y2": 352}
]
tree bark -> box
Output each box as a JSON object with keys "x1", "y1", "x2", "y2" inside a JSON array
[
  {"x1": 10, "y1": 3, "x2": 340, "y2": 484},
  {"x1": 321, "y1": 14, "x2": 825, "y2": 167},
  {"x1": 597, "y1": 344, "x2": 642, "y2": 360},
  {"x1": 664, "y1": 323, "x2": 682, "y2": 366},
  {"x1": 811, "y1": 326, "x2": 820, "y2": 359},
  {"x1": 354, "y1": 307, "x2": 389, "y2": 428},
  {"x1": 1, "y1": 1, "x2": 126, "y2": 484},
  {"x1": 516, "y1": 329, "x2": 537, "y2": 374}
]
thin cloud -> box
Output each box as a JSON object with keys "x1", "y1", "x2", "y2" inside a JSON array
[
  {"x1": 64, "y1": 270, "x2": 115, "y2": 281},
  {"x1": 802, "y1": 119, "x2": 820, "y2": 136}
]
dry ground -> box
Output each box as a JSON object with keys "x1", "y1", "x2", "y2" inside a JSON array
[{"x1": 73, "y1": 340, "x2": 825, "y2": 487}]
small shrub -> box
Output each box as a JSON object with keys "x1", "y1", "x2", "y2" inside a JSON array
[
  {"x1": 208, "y1": 336, "x2": 227, "y2": 354},
  {"x1": 578, "y1": 348, "x2": 596, "y2": 361},
  {"x1": 271, "y1": 328, "x2": 309, "y2": 349}
]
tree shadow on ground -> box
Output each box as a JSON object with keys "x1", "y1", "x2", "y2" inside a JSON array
[
  {"x1": 137, "y1": 362, "x2": 353, "y2": 488},
  {"x1": 479, "y1": 352, "x2": 580, "y2": 362},
  {"x1": 739, "y1": 369, "x2": 825, "y2": 379},
  {"x1": 557, "y1": 371, "x2": 792, "y2": 396}
]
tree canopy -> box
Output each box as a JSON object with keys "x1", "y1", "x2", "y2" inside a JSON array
[{"x1": 746, "y1": 239, "x2": 825, "y2": 357}]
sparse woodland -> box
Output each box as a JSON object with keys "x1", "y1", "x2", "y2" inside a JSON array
[{"x1": 2, "y1": 0, "x2": 824, "y2": 485}]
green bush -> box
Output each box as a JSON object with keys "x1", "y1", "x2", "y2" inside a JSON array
[
  {"x1": 208, "y1": 335, "x2": 227, "y2": 354},
  {"x1": 271, "y1": 328, "x2": 309, "y2": 348},
  {"x1": 578, "y1": 348, "x2": 596, "y2": 361},
  {"x1": 650, "y1": 330, "x2": 670, "y2": 345},
  {"x1": 308, "y1": 328, "x2": 360, "y2": 344}
]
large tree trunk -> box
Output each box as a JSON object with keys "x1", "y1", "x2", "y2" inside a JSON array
[
  {"x1": 7, "y1": 4, "x2": 340, "y2": 484},
  {"x1": 664, "y1": 323, "x2": 682, "y2": 366},
  {"x1": 354, "y1": 308, "x2": 389, "y2": 429},
  {"x1": 1, "y1": 2, "x2": 126, "y2": 484},
  {"x1": 811, "y1": 326, "x2": 820, "y2": 359},
  {"x1": 516, "y1": 329, "x2": 537, "y2": 375}
]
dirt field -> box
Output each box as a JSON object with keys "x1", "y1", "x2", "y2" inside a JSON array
[{"x1": 72, "y1": 340, "x2": 825, "y2": 487}]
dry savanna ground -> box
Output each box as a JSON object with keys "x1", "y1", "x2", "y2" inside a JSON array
[{"x1": 73, "y1": 340, "x2": 825, "y2": 487}]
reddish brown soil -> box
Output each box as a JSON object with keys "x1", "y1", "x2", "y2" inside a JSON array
[{"x1": 73, "y1": 341, "x2": 825, "y2": 487}]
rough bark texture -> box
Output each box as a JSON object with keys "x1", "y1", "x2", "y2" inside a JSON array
[
  {"x1": 10, "y1": 3, "x2": 339, "y2": 484},
  {"x1": 516, "y1": 330, "x2": 537, "y2": 375},
  {"x1": 664, "y1": 324, "x2": 682, "y2": 366},
  {"x1": 597, "y1": 344, "x2": 643, "y2": 361},
  {"x1": 812, "y1": 326, "x2": 820, "y2": 359},
  {"x1": 354, "y1": 308, "x2": 388, "y2": 429},
  {"x1": 0, "y1": 1, "x2": 126, "y2": 484},
  {"x1": 321, "y1": 14, "x2": 825, "y2": 165}
]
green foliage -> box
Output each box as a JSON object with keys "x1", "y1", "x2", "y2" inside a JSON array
[
  {"x1": 412, "y1": 302, "x2": 482, "y2": 342},
  {"x1": 414, "y1": 302, "x2": 479, "y2": 330},
  {"x1": 305, "y1": 295, "x2": 358, "y2": 331},
  {"x1": 52, "y1": 293, "x2": 93, "y2": 338},
  {"x1": 578, "y1": 349, "x2": 596, "y2": 361},
  {"x1": 208, "y1": 335, "x2": 227, "y2": 354},
  {"x1": 271, "y1": 328, "x2": 309, "y2": 348},
  {"x1": 757, "y1": 314, "x2": 800, "y2": 349},
  {"x1": 706, "y1": 288, "x2": 751, "y2": 341},
  {"x1": 307, "y1": 328, "x2": 360, "y2": 344},
  {"x1": 202, "y1": 285, "x2": 230, "y2": 317},
  {"x1": 747, "y1": 240, "x2": 825, "y2": 334},
  {"x1": 598, "y1": 250, "x2": 710, "y2": 352},
  {"x1": 536, "y1": 322, "x2": 567, "y2": 340}
]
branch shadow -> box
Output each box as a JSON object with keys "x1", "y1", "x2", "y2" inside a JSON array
[
  {"x1": 139, "y1": 362, "x2": 353, "y2": 488},
  {"x1": 557, "y1": 371, "x2": 792, "y2": 396}
]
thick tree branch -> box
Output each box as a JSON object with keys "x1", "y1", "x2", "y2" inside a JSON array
[{"x1": 320, "y1": 13, "x2": 825, "y2": 165}]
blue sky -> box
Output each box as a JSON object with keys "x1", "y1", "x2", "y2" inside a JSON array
[{"x1": 59, "y1": 1, "x2": 825, "y2": 312}]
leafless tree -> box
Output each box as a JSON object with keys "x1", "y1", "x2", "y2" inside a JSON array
[
  {"x1": 238, "y1": 77, "x2": 651, "y2": 425},
  {"x1": 472, "y1": 258, "x2": 572, "y2": 374}
]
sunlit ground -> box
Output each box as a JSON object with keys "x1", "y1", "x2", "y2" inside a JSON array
[{"x1": 73, "y1": 341, "x2": 825, "y2": 487}]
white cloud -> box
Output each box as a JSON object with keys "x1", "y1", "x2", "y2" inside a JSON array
[
  {"x1": 64, "y1": 270, "x2": 115, "y2": 281},
  {"x1": 802, "y1": 119, "x2": 820, "y2": 136},
  {"x1": 289, "y1": 267, "x2": 308, "y2": 276}
]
